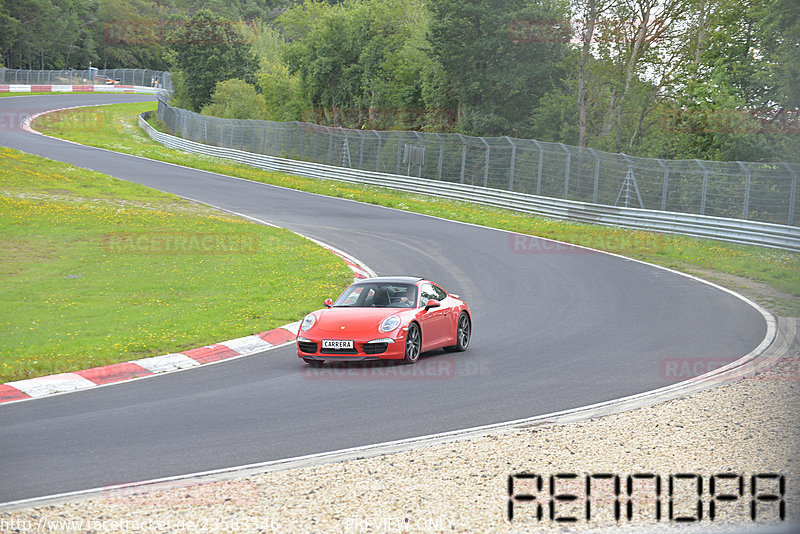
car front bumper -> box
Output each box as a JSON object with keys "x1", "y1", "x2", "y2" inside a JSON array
[{"x1": 296, "y1": 335, "x2": 406, "y2": 361}]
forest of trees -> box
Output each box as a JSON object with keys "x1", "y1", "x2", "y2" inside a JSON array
[{"x1": 1, "y1": 0, "x2": 797, "y2": 162}]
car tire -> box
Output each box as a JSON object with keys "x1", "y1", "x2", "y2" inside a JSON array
[
  {"x1": 403, "y1": 323, "x2": 421, "y2": 364},
  {"x1": 303, "y1": 358, "x2": 324, "y2": 367},
  {"x1": 445, "y1": 312, "x2": 471, "y2": 352}
]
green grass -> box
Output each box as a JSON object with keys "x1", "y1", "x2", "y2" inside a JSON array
[
  {"x1": 33, "y1": 102, "x2": 800, "y2": 313},
  {"x1": 0, "y1": 147, "x2": 353, "y2": 382}
]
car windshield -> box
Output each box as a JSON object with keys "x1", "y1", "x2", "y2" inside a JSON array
[{"x1": 333, "y1": 283, "x2": 418, "y2": 308}]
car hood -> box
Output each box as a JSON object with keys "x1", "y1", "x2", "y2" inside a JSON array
[{"x1": 314, "y1": 307, "x2": 402, "y2": 333}]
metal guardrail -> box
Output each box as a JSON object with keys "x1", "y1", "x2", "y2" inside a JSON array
[
  {"x1": 139, "y1": 112, "x2": 800, "y2": 251},
  {"x1": 0, "y1": 69, "x2": 172, "y2": 91},
  {"x1": 1, "y1": 84, "x2": 162, "y2": 94},
  {"x1": 156, "y1": 94, "x2": 800, "y2": 228}
]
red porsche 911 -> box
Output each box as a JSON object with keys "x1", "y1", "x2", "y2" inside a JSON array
[{"x1": 296, "y1": 276, "x2": 471, "y2": 365}]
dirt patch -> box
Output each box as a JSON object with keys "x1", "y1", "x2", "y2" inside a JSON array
[{"x1": 680, "y1": 264, "x2": 800, "y2": 317}]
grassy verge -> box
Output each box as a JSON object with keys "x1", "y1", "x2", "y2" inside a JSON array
[
  {"x1": 0, "y1": 147, "x2": 352, "y2": 382},
  {"x1": 33, "y1": 103, "x2": 800, "y2": 315}
]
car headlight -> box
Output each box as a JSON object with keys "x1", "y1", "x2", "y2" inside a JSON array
[
  {"x1": 300, "y1": 314, "x2": 316, "y2": 331},
  {"x1": 379, "y1": 315, "x2": 401, "y2": 333}
]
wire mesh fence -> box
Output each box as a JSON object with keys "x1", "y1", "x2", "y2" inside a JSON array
[
  {"x1": 0, "y1": 68, "x2": 171, "y2": 90},
  {"x1": 159, "y1": 93, "x2": 794, "y2": 227}
]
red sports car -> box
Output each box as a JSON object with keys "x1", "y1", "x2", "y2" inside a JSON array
[{"x1": 296, "y1": 276, "x2": 471, "y2": 365}]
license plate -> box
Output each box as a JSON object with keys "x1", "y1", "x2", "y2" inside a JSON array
[{"x1": 322, "y1": 339, "x2": 354, "y2": 350}]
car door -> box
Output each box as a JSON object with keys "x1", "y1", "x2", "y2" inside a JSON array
[{"x1": 418, "y1": 283, "x2": 450, "y2": 348}]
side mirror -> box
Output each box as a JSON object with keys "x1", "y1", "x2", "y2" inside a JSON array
[
  {"x1": 324, "y1": 298, "x2": 333, "y2": 308},
  {"x1": 424, "y1": 301, "x2": 441, "y2": 311}
]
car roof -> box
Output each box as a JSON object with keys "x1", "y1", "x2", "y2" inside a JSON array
[{"x1": 352, "y1": 276, "x2": 424, "y2": 285}]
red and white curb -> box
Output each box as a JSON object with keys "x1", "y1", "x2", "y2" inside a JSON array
[
  {"x1": 0, "y1": 84, "x2": 160, "y2": 94},
  {"x1": 0, "y1": 246, "x2": 374, "y2": 405}
]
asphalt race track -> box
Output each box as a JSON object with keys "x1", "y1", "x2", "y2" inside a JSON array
[{"x1": 0, "y1": 94, "x2": 768, "y2": 503}]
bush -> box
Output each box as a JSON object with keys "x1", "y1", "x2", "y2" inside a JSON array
[{"x1": 201, "y1": 79, "x2": 267, "y2": 120}]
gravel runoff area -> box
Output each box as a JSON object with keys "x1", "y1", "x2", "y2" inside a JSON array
[{"x1": 2, "y1": 319, "x2": 798, "y2": 533}]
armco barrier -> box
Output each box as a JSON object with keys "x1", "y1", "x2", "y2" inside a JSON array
[
  {"x1": 138, "y1": 113, "x2": 800, "y2": 251},
  {"x1": 155, "y1": 94, "x2": 800, "y2": 228},
  {"x1": 0, "y1": 68, "x2": 171, "y2": 91},
  {"x1": 0, "y1": 84, "x2": 161, "y2": 94}
]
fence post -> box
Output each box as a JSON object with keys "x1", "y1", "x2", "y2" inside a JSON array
[
  {"x1": 786, "y1": 163, "x2": 798, "y2": 226},
  {"x1": 457, "y1": 134, "x2": 467, "y2": 184},
  {"x1": 695, "y1": 159, "x2": 709, "y2": 215},
  {"x1": 532, "y1": 140, "x2": 544, "y2": 195},
  {"x1": 434, "y1": 133, "x2": 444, "y2": 181},
  {"x1": 375, "y1": 131, "x2": 383, "y2": 172},
  {"x1": 357, "y1": 130, "x2": 364, "y2": 169},
  {"x1": 297, "y1": 122, "x2": 304, "y2": 158},
  {"x1": 559, "y1": 143, "x2": 571, "y2": 199},
  {"x1": 395, "y1": 133, "x2": 404, "y2": 175},
  {"x1": 657, "y1": 159, "x2": 669, "y2": 211},
  {"x1": 588, "y1": 147, "x2": 600, "y2": 203},
  {"x1": 479, "y1": 137, "x2": 490, "y2": 188},
  {"x1": 312, "y1": 128, "x2": 318, "y2": 161},
  {"x1": 737, "y1": 161, "x2": 752, "y2": 220},
  {"x1": 327, "y1": 127, "x2": 333, "y2": 165},
  {"x1": 413, "y1": 131, "x2": 424, "y2": 178},
  {"x1": 504, "y1": 136, "x2": 517, "y2": 191}
]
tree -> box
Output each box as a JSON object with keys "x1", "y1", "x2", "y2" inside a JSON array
[
  {"x1": 93, "y1": 0, "x2": 176, "y2": 70},
  {"x1": 590, "y1": 0, "x2": 693, "y2": 150},
  {"x1": 202, "y1": 78, "x2": 267, "y2": 119},
  {"x1": 426, "y1": 0, "x2": 571, "y2": 137},
  {"x1": 573, "y1": 0, "x2": 617, "y2": 148},
  {"x1": 277, "y1": 0, "x2": 431, "y2": 130},
  {"x1": 258, "y1": 63, "x2": 310, "y2": 121},
  {"x1": 0, "y1": 0, "x2": 98, "y2": 69},
  {"x1": 0, "y1": 4, "x2": 21, "y2": 67},
  {"x1": 169, "y1": 9, "x2": 258, "y2": 110},
  {"x1": 765, "y1": 0, "x2": 800, "y2": 109},
  {"x1": 651, "y1": 0, "x2": 799, "y2": 162},
  {"x1": 252, "y1": 23, "x2": 310, "y2": 121}
]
